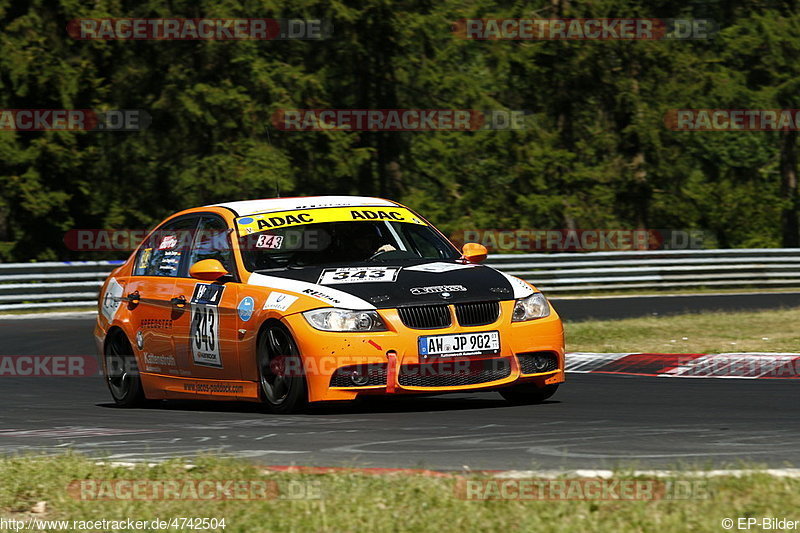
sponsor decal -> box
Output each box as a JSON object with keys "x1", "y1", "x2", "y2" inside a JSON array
[
  {"x1": 238, "y1": 296, "x2": 255, "y2": 321},
  {"x1": 410, "y1": 284, "x2": 467, "y2": 295},
  {"x1": 301, "y1": 288, "x2": 341, "y2": 305},
  {"x1": 140, "y1": 318, "x2": 172, "y2": 329},
  {"x1": 183, "y1": 381, "x2": 245, "y2": 394},
  {"x1": 100, "y1": 278, "x2": 124, "y2": 322},
  {"x1": 137, "y1": 247, "x2": 152, "y2": 269},
  {"x1": 158, "y1": 235, "x2": 178, "y2": 250},
  {"x1": 143, "y1": 353, "x2": 177, "y2": 367},
  {"x1": 318, "y1": 266, "x2": 401, "y2": 285},
  {"x1": 263, "y1": 292, "x2": 299, "y2": 312},
  {"x1": 190, "y1": 283, "x2": 225, "y2": 368},
  {"x1": 404, "y1": 262, "x2": 476, "y2": 273},
  {"x1": 235, "y1": 206, "x2": 426, "y2": 235},
  {"x1": 255, "y1": 234, "x2": 284, "y2": 249},
  {"x1": 248, "y1": 272, "x2": 374, "y2": 310}
]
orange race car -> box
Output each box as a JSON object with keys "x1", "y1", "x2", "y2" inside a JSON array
[{"x1": 94, "y1": 196, "x2": 565, "y2": 413}]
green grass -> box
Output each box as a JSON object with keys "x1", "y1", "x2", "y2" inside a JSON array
[
  {"x1": 566, "y1": 306, "x2": 800, "y2": 353},
  {"x1": 0, "y1": 455, "x2": 798, "y2": 533}
]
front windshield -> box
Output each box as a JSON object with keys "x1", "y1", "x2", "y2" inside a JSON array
[{"x1": 238, "y1": 216, "x2": 460, "y2": 271}]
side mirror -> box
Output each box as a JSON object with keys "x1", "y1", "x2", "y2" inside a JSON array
[
  {"x1": 189, "y1": 259, "x2": 229, "y2": 281},
  {"x1": 461, "y1": 242, "x2": 488, "y2": 264}
]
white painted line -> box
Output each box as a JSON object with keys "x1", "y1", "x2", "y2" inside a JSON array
[
  {"x1": 493, "y1": 468, "x2": 800, "y2": 479},
  {"x1": 0, "y1": 310, "x2": 97, "y2": 320},
  {"x1": 92, "y1": 461, "x2": 800, "y2": 479},
  {"x1": 553, "y1": 290, "x2": 800, "y2": 300}
]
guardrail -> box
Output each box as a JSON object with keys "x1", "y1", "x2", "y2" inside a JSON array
[
  {"x1": 1, "y1": 249, "x2": 799, "y2": 311},
  {"x1": 0, "y1": 261, "x2": 123, "y2": 311},
  {"x1": 485, "y1": 248, "x2": 800, "y2": 292}
]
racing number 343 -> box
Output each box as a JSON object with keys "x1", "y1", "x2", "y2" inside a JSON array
[{"x1": 192, "y1": 306, "x2": 216, "y2": 353}]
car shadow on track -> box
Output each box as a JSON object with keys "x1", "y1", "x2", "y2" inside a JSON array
[{"x1": 96, "y1": 395, "x2": 560, "y2": 416}]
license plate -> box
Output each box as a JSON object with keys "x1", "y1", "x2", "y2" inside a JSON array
[{"x1": 418, "y1": 331, "x2": 500, "y2": 358}]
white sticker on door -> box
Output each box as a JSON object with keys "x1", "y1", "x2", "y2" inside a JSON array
[
  {"x1": 100, "y1": 278, "x2": 124, "y2": 322},
  {"x1": 190, "y1": 283, "x2": 225, "y2": 368}
]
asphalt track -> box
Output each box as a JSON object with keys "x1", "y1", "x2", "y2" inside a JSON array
[{"x1": 0, "y1": 314, "x2": 798, "y2": 470}]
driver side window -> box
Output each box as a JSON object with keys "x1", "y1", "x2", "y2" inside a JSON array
[{"x1": 187, "y1": 216, "x2": 235, "y2": 276}]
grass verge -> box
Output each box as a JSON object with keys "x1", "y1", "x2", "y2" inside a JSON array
[
  {"x1": 0, "y1": 455, "x2": 798, "y2": 533},
  {"x1": 565, "y1": 306, "x2": 800, "y2": 353}
]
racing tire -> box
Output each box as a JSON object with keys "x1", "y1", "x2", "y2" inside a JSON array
[
  {"x1": 499, "y1": 383, "x2": 559, "y2": 405},
  {"x1": 257, "y1": 324, "x2": 308, "y2": 414},
  {"x1": 104, "y1": 330, "x2": 148, "y2": 407}
]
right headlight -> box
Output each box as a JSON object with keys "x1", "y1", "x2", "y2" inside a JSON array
[
  {"x1": 512, "y1": 293, "x2": 550, "y2": 322},
  {"x1": 303, "y1": 308, "x2": 388, "y2": 332}
]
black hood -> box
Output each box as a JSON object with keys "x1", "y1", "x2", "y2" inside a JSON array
[{"x1": 260, "y1": 261, "x2": 515, "y2": 308}]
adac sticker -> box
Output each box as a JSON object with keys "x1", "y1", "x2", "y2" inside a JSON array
[
  {"x1": 238, "y1": 296, "x2": 255, "y2": 321},
  {"x1": 235, "y1": 206, "x2": 427, "y2": 235}
]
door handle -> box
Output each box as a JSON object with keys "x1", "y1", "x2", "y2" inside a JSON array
[
  {"x1": 170, "y1": 295, "x2": 187, "y2": 308},
  {"x1": 123, "y1": 291, "x2": 140, "y2": 309}
]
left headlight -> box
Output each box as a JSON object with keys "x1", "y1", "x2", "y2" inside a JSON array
[
  {"x1": 512, "y1": 293, "x2": 551, "y2": 322},
  {"x1": 303, "y1": 308, "x2": 388, "y2": 332}
]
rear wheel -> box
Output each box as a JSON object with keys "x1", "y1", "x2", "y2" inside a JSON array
[
  {"x1": 104, "y1": 330, "x2": 147, "y2": 407},
  {"x1": 257, "y1": 324, "x2": 308, "y2": 414},
  {"x1": 499, "y1": 383, "x2": 559, "y2": 405}
]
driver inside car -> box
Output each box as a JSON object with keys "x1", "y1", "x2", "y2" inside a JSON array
[{"x1": 349, "y1": 224, "x2": 396, "y2": 261}]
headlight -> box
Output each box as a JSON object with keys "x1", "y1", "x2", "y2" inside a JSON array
[
  {"x1": 512, "y1": 293, "x2": 550, "y2": 322},
  {"x1": 303, "y1": 308, "x2": 388, "y2": 332}
]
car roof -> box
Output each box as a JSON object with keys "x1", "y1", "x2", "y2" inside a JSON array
[{"x1": 211, "y1": 196, "x2": 401, "y2": 217}]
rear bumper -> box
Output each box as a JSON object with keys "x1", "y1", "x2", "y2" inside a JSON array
[{"x1": 283, "y1": 300, "x2": 565, "y2": 402}]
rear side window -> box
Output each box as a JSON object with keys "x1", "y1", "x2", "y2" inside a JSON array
[{"x1": 133, "y1": 217, "x2": 199, "y2": 277}]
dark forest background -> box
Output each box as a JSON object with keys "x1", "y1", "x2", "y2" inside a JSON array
[{"x1": 1, "y1": 0, "x2": 799, "y2": 261}]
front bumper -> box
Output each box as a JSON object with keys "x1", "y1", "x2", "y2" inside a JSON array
[{"x1": 283, "y1": 300, "x2": 565, "y2": 402}]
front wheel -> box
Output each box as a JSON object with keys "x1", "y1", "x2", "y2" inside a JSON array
[
  {"x1": 499, "y1": 383, "x2": 559, "y2": 405},
  {"x1": 104, "y1": 330, "x2": 147, "y2": 407},
  {"x1": 257, "y1": 324, "x2": 308, "y2": 414}
]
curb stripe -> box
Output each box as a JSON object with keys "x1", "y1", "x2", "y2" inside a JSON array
[{"x1": 566, "y1": 352, "x2": 800, "y2": 379}]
